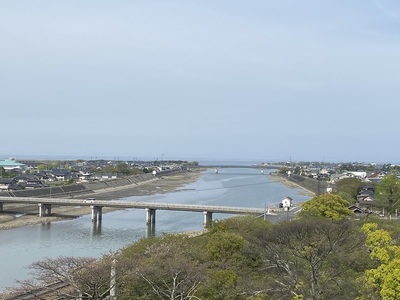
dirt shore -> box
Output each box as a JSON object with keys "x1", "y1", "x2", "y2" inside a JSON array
[
  {"x1": 269, "y1": 173, "x2": 315, "y2": 198},
  {"x1": 0, "y1": 169, "x2": 207, "y2": 231}
]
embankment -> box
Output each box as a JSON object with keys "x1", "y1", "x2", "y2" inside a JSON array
[
  {"x1": 270, "y1": 172, "x2": 327, "y2": 196},
  {"x1": 0, "y1": 168, "x2": 183, "y2": 199}
]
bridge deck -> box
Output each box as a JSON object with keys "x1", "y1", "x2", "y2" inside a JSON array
[{"x1": 0, "y1": 196, "x2": 265, "y2": 215}]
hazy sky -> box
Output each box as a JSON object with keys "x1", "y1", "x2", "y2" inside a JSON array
[{"x1": 1, "y1": 1, "x2": 400, "y2": 163}]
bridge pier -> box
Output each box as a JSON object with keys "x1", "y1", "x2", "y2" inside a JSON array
[
  {"x1": 0, "y1": 202, "x2": 3, "y2": 212},
  {"x1": 92, "y1": 219, "x2": 102, "y2": 235},
  {"x1": 203, "y1": 211, "x2": 213, "y2": 228},
  {"x1": 146, "y1": 208, "x2": 156, "y2": 237},
  {"x1": 91, "y1": 206, "x2": 103, "y2": 222},
  {"x1": 38, "y1": 203, "x2": 52, "y2": 217},
  {"x1": 146, "y1": 208, "x2": 156, "y2": 225},
  {"x1": 146, "y1": 223, "x2": 156, "y2": 238}
]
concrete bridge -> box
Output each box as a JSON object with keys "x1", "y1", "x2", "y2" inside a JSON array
[
  {"x1": 0, "y1": 196, "x2": 270, "y2": 228},
  {"x1": 194, "y1": 164, "x2": 282, "y2": 170}
]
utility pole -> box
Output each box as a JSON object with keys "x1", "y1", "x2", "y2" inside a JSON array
[{"x1": 110, "y1": 258, "x2": 117, "y2": 299}]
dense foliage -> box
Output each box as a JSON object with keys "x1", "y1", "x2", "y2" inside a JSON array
[
  {"x1": 297, "y1": 193, "x2": 354, "y2": 220},
  {"x1": 375, "y1": 173, "x2": 400, "y2": 215},
  {"x1": 335, "y1": 177, "x2": 363, "y2": 203},
  {"x1": 9, "y1": 213, "x2": 400, "y2": 299}
]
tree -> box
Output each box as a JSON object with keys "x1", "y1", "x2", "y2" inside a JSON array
[
  {"x1": 15, "y1": 256, "x2": 114, "y2": 299},
  {"x1": 118, "y1": 234, "x2": 205, "y2": 300},
  {"x1": 279, "y1": 166, "x2": 289, "y2": 175},
  {"x1": 335, "y1": 177, "x2": 363, "y2": 202},
  {"x1": 202, "y1": 216, "x2": 272, "y2": 299},
  {"x1": 206, "y1": 231, "x2": 245, "y2": 263},
  {"x1": 375, "y1": 173, "x2": 400, "y2": 216},
  {"x1": 114, "y1": 163, "x2": 132, "y2": 175},
  {"x1": 358, "y1": 223, "x2": 400, "y2": 299},
  {"x1": 297, "y1": 194, "x2": 354, "y2": 220},
  {"x1": 196, "y1": 270, "x2": 239, "y2": 300},
  {"x1": 256, "y1": 219, "x2": 365, "y2": 300},
  {"x1": 37, "y1": 164, "x2": 48, "y2": 171}
]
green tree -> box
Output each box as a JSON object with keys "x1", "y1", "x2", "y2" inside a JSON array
[
  {"x1": 210, "y1": 215, "x2": 271, "y2": 238},
  {"x1": 375, "y1": 173, "x2": 400, "y2": 216},
  {"x1": 335, "y1": 177, "x2": 363, "y2": 201},
  {"x1": 196, "y1": 270, "x2": 239, "y2": 300},
  {"x1": 297, "y1": 194, "x2": 354, "y2": 220},
  {"x1": 114, "y1": 163, "x2": 131, "y2": 175},
  {"x1": 279, "y1": 166, "x2": 289, "y2": 175},
  {"x1": 206, "y1": 231, "x2": 245, "y2": 263},
  {"x1": 358, "y1": 223, "x2": 400, "y2": 299},
  {"x1": 203, "y1": 217, "x2": 272, "y2": 298},
  {"x1": 0, "y1": 167, "x2": 14, "y2": 178},
  {"x1": 37, "y1": 164, "x2": 48, "y2": 171}
]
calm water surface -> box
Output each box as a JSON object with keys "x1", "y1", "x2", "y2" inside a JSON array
[{"x1": 0, "y1": 168, "x2": 311, "y2": 290}]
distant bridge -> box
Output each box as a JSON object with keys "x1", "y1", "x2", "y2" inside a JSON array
[
  {"x1": 0, "y1": 196, "x2": 272, "y2": 229},
  {"x1": 196, "y1": 164, "x2": 282, "y2": 169}
]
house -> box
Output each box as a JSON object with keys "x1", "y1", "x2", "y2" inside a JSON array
[
  {"x1": 0, "y1": 178, "x2": 13, "y2": 191},
  {"x1": 18, "y1": 160, "x2": 41, "y2": 170},
  {"x1": 348, "y1": 204, "x2": 372, "y2": 216},
  {"x1": 329, "y1": 173, "x2": 354, "y2": 184},
  {"x1": 357, "y1": 185, "x2": 375, "y2": 208},
  {"x1": 360, "y1": 184, "x2": 375, "y2": 193},
  {"x1": 48, "y1": 169, "x2": 73, "y2": 181},
  {"x1": 79, "y1": 170, "x2": 92, "y2": 182},
  {"x1": 348, "y1": 171, "x2": 367, "y2": 179},
  {"x1": 281, "y1": 196, "x2": 293, "y2": 209},
  {"x1": 35, "y1": 171, "x2": 50, "y2": 181},
  {"x1": 9, "y1": 175, "x2": 47, "y2": 190},
  {"x1": 366, "y1": 172, "x2": 387, "y2": 183}
]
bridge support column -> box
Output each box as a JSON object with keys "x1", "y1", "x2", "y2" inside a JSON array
[
  {"x1": 146, "y1": 208, "x2": 156, "y2": 238},
  {"x1": 91, "y1": 206, "x2": 103, "y2": 222},
  {"x1": 146, "y1": 223, "x2": 156, "y2": 238},
  {"x1": 146, "y1": 208, "x2": 156, "y2": 225},
  {"x1": 0, "y1": 202, "x2": 3, "y2": 212},
  {"x1": 92, "y1": 219, "x2": 102, "y2": 235},
  {"x1": 38, "y1": 203, "x2": 52, "y2": 217},
  {"x1": 203, "y1": 211, "x2": 213, "y2": 228}
]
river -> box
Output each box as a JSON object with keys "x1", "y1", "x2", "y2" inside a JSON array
[{"x1": 0, "y1": 167, "x2": 312, "y2": 291}]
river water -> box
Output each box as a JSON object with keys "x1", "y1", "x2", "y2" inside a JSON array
[{"x1": 0, "y1": 167, "x2": 312, "y2": 291}]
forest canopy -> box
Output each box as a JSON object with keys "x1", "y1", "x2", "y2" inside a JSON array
[{"x1": 8, "y1": 212, "x2": 400, "y2": 300}]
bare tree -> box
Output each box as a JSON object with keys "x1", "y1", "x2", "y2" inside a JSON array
[
  {"x1": 14, "y1": 255, "x2": 114, "y2": 299},
  {"x1": 118, "y1": 235, "x2": 205, "y2": 300},
  {"x1": 256, "y1": 219, "x2": 365, "y2": 300}
]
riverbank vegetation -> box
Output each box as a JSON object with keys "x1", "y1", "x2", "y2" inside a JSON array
[
  {"x1": 5, "y1": 193, "x2": 400, "y2": 300},
  {"x1": 4, "y1": 170, "x2": 400, "y2": 299}
]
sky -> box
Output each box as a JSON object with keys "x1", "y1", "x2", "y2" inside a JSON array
[{"x1": 1, "y1": 0, "x2": 400, "y2": 164}]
